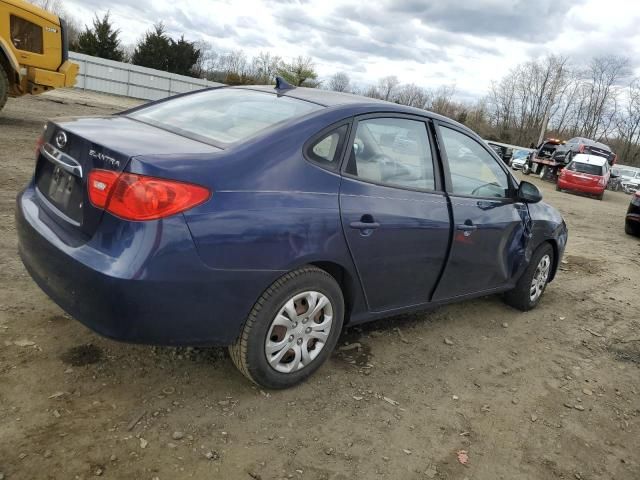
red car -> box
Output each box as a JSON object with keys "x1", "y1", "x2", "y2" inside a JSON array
[{"x1": 557, "y1": 154, "x2": 610, "y2": 200}]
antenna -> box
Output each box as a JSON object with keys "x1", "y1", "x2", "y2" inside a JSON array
[{"x1": 275, "y1": 76, "x2": 295, "y2": 91}]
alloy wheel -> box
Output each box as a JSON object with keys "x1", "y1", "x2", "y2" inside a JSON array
[{"x1": 530, "y1": 254, "x2": 551, "y2": 302}]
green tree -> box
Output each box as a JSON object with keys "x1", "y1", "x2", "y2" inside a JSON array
[
  {"x1": 75, "y1": 12, "x2": 124, "y2": 61},
  {"x1": 131, "y1": 23, "x2": 171, "y2": 71},
  {"x1": 132, "y1": 25, "x2": 201, "y2": 77},
  {"x1": 277, "y1": 56, "x2": 319, "y2": 87},
  {"x1": 168, "y1": 36, "x2": 201, "y2": 76}
]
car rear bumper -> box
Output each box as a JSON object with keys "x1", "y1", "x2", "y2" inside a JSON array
[
  {"x1": 16, "y1": 184, "x2": 279, "y2": 346},
  {"x1": 557, "y1": 178, "x2": 604, "y2": 195}
]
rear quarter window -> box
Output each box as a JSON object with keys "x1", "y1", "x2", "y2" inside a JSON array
[{"x1": 306, "y1": 124, "x2": 348, "y2": 170}]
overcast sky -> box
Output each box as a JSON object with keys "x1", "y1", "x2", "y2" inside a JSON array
[{"x1": 64, "y1": 0, "x2": 640, "y2": 99}]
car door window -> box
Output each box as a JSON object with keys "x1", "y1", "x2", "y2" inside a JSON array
[
  {"x1": 439, "y1": 126, "x2": 510, "y2": 198},
  {"x1": 10, "y1": 15, "x2": 43, "y2": 54},
  {"x1": 346, "y1": 118, "x2": 435, "y2": 190}
]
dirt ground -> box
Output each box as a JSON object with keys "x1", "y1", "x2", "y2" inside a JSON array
[{"x1": 1, "y1": 90, "x2": 639, "y2": 480}]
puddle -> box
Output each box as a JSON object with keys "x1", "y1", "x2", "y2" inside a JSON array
[{"x1": 61, "y1": 344, "x2": 103, "y2": 366}]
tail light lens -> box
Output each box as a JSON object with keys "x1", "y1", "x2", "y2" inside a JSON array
[
  {"x1": 88, "y1": 169, "x2": 210, "y2": 221},
  {"x1": 598, "y1": 176, "x2": 607, "y2": 187},
  {"x1": 578, "y1": 144, "x2": 585, "y2": 153}
]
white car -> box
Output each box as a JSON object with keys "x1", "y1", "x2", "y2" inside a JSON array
[{"x1": 510, "y1": 149, "x2": 531, "y2": 170}]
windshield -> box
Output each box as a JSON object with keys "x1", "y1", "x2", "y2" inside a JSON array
[
  {"x1": 512, "y1": 150, "x2": 529, "y2": 159},
  {"x1": 567, "y1": 161, "x2": 603, "y2": 176},
  {"x1": 128, "y1": 88, "x2": 322, "y2": 144}
]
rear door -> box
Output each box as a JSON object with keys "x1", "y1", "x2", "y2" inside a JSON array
[
  {"x1": 339, "y1": 115, "x2": 450, "y2": 312},
  {"x1": 432, "y1": 122, "x2": 530, "y2": 301}
]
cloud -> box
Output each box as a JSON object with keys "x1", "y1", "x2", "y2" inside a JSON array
[{"x1": 63, "y1": 0, "x2": 640, "y2": 98}]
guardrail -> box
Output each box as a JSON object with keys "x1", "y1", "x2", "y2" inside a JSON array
[{"x1": 69, "y1": 52, "x2": 223, "y2": 101}]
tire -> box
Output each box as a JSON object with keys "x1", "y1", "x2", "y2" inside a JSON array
[
  {"x1": 229, "y1": 266, "x2": 344, "y2": 389},
  {"x1": 626, "y1": 221, "x2": 639, "y2": 236},
  {"x1": 522, "y1": 163, "x2": 531, "y2": 175},
  {"x1": 504, "y1": 243, "x2": 554, "y2": 312},
  {"x1": 539, "y1": 166, "x2": 548, "y2": 179},
  {"x1": 555, "y1": 184, "x2": 561, "y2": 192},
  {"x1": 596, "y1": 192, "x2": 604, "y2": 201},
  {"x1": 0, "y1": 67, "x2": 9, "y2": 112}
]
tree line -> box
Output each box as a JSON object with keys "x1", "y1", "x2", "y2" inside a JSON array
[{"x1": 30, "y1": 1, "x2": 640, "y2": 166}]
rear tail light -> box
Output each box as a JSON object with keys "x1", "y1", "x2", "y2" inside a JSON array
[
  {"x1": 88, "y1": 169, "x2": 211, "y2": 221},
  {"x1": 598, "y1": 176, "x2": 607, "y2": 187}
]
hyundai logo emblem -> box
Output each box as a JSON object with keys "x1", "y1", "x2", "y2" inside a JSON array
[{"x1": 55, "y1": 131, "x2": 68, "y2": 149}]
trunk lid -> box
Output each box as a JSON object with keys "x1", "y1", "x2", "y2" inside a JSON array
[
  {"x1": 563, "y1": 169, "x2": 601, "y2": 186},
  {"x1": 35, "y1": 116, "x2": 220, "y2": 238}
]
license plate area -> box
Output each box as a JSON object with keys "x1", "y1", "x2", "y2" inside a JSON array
[{"x1": 36, "y1": 155, "x2": 84, "y2": 224}]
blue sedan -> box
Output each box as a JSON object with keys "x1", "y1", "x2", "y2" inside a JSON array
[{"x1": 16, "y1": 79, "x2": 568, "y2": 388}]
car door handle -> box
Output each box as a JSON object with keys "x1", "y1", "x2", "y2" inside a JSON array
[
  {"x1": 350, "y1": 221, "x2": 380, "y2": 230},
  {"x1": 456, "y1": 220, "x2": 477, "y2": 232}
]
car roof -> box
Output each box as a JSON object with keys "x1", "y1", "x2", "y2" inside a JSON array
[
  {"x1": 572, "y1": 154, "x2": 608, "y2": 166},
  {"x1": 230, "y1": 85, "x2": 461, "y2": 125},
  {"x1": 233, "y1": 85, "x2": 387, "y2": 107}
]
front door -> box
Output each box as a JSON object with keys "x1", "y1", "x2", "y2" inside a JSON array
[
  {"x1": 339, "y1": 116, "x2": 450, "y2": 312},
  {"x1": 432, "y1": 123, "x2": 530, "y2": 301}
]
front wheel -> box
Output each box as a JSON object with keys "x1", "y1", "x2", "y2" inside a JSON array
[
  {"x1": 522, "y1": 163, "x2": 531, "y2": 175},
  {"x1": 229, "y1": 266, "x2": 344, "y2": 389},
  {"x1": 503, "y1": 243, "x2": 554, "y2": 311}
]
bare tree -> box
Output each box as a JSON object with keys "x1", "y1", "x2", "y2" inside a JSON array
[
  {"x1": 251, "y1": 52, "x2": 282, "y2": 84},
  {"x1": 377, "y1": 76, "x2": 400, "y2": 101},
  {"x1": 327, "y1": 72, "x2": 351, "y2": 92},
  {"x1": 395, "y1": 83, "x2": 430, "y2": 108}
]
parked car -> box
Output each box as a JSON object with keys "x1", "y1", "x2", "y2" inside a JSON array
[
  {"x1": 552, "y1": 137, "x2": 616, "y2": 166},
  {"x1": 16, "y1": 80, "x2": 568, "y2": 389},
  {"x1": 557, "y1": 154, "x2": 610, "y2": 200},
  {"x1": 510, "y1": 149, "x2": 532, "y2": 170},
  {"x1": 621, "y1": 170, "x2": 640, "y2": 194},
  {"x1": 626, "y1": 191, "x2": 640, "y2": 236}
]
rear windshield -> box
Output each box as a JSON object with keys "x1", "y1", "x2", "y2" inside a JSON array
[
  {"x1": 567, "y1": 161, "x2": 603, "y2": 176},
  {"x1": 128, "y1": 88, "x2": 322, "y2": 144}
]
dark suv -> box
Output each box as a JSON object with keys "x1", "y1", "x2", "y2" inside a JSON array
[{"x1": 552, "y1": 137, "x2": 616, "y2": 166}]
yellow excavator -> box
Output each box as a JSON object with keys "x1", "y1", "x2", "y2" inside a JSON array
[{"x1": 0, "y1": 0, "x2": 77, "y2": 111}]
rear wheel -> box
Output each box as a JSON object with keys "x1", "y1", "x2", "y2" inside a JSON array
[
  {"x1": 0, "y1": 67, "x2": 9, "y2": 112},
  {"x1": 229, "y1": 266, "x2": 344, "y2": 389},
  {"x1": 504, "y1": 243, "x2": 554, "y2": 312},
  {"x1": 626, "y1": 221, "x2": 639, "y2": 236},
  {"x1": 596, "y1": 192, "x2": 604, "y2": 201}
]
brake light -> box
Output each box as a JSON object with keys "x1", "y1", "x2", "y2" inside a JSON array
[
  {"x1": 88, "y1": 169, "x2": 211, "y2": 221},
  {"x1": 598, "y1": 176, "x2": 606, "y2": 187},
  {"x1": 578, "y1": 144, "x2": 585, "y2": 153}
]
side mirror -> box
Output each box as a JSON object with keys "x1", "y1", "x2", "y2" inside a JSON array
[{"x1": 518, "y1": 181, "x2": 542, "y2": 203}]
